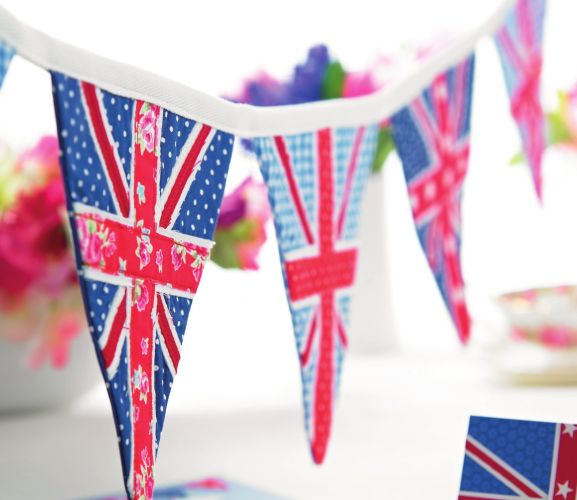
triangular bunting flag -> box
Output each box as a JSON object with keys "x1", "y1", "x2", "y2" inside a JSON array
[
  {"x1": 391, "y1": 55, "x2": 475, "y2": 343},
  {"x1": 253, "y1": 125, "x2": 378, "y2": 463},
  {"x1": 0, "y1": 38, "x2": 14, "y2": 89},
  {"x1": 51, "y1": 73, "x2": 233, "y2": 499},
  {"x1": 495, "y1": 0, "x2": 547, "y2": 198},
  {"x1": 459, "y1": 416, "x2": 576, "y2": 499}
]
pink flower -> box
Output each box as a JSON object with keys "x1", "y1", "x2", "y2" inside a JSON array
[
  {"x1": 135, "y1": 283, "x2": 149, "y2": 312},
  {"x1": 15, "y1": 135, "x2": 61, "y2": 183},
  {"x1": 212, "y1": 177, "x2": 271, "y2": 270},
  {"x1": 27, "y1": 308, "x2": 83, "y2": 370},
  {"x1": 136, "y1": 238, "x2": 151, "y2": 269},
  {"x1": 76, "y1": 218, "x2": 93, "y2": 255},
  {"x1": 134, "y1": 405, "x2": 140, "y2": 422},
  {"x1": 141, "y1": 448, "x2": 150, "y2": 468},
  {"x1": 86, "y1": 232, "x2": 103, "y2": 265},
  {"x1": 138, "y1": 107, "x2": 158, "y2": 154},
  {"x1": 141, "y1": 337, "x2": 149, "y2": 356},
  {"x1": 0, "y1": 173, "x2": 72, "y2": 304},
  {"x1": 145, "y1": 478, "x2": 154, "y2": 500},
  {"x1": 103, "y1": 232, "x2": 116, "y2": 258},
  {"x1": 155, "y1": 249, "x2": 163, "y2": 272},
  {"x1": 140, "y1": 370, "x2": 150, "y2": 397},
  {"x1": 343, "y1": 72, "x2": 378, "y2": 98},
  {"x1": 171, "y1": 244, "x2": 184, "y2": 270}
]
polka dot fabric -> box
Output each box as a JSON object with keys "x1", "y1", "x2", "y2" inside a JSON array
[
  {"x1": 459, "y1": 416, "x2": 577, "y2": 498},
  {"x1": 52, "y1": 74, "x2": 119, "y2": 213},
  {"x1": 253, "y1": 125, "x2": 378, "y2": 464},
  {"x1": 51, "y1": 72, "x2": 234, "y2": 499},
  {"x1": 391, "y1": 56, "x2": 475, "y2": 344}
]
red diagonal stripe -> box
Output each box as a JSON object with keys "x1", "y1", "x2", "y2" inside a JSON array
[
  {"x1": 81, "y1": 82, "x2": 130, "y2": 217},
  {"x1": 159, "y1": 124, "x2": 212, "y2": 228},
  {"x1": 274, "y1": 136, "x2": 315, "y2": 245},
  {"x1": 101, "y1": 292, "x2": 127, "y2": 370},
  {"x1": 156, "y1": 293, "x2": 181, "y2": 372},
  {"x1": 465, "y1": 438, "x2": 544, "y2": 498},
  {"x1": 336, "y1": 127, "x2": 365, "y2": 239},
  {"x1": 496, "y1": 29, "x2": 525, "y2": 72},
  {"x1": 300, "y1": 309, "x2": 318, "y2": 366}
]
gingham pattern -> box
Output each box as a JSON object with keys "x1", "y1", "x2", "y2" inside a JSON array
[{"x1": 253, "y1": 124, "x2": 378, "y2": 462}]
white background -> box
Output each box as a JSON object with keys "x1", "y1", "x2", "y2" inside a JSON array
[{"x1": 1, "y1": 1, "x2": 577, "y2": 499}]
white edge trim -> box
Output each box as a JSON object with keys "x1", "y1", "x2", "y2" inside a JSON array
[{"x1": 0, "y1": 0, "x2": 514, "y2": 137}]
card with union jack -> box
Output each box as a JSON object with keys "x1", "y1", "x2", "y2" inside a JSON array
[
  {"x1": 459, "y1": 416, "x2": 577, "y2": 500},
  {"x1": 391, "y1": 55, "x2": 475, "y2": 344},
  {"x1": 51, "y1": 73, "x2": 233, "y2": 499},
  {"x1": 495, "y1": 0, "x2": 547, "y2": 199},
  {"x1": 253, "y1": 125, "x2": 378, "y2": 464}
]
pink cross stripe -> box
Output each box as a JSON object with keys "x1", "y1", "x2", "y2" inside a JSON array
[
  {"x1": 496, "y1": 0, "x2": 545, "y2": 198},
  {"x1": 272, "y1": 127, "x2": 365, "y2": 464},
  {"x1": 459, "y1": 424, "x2": 577, "y2": 499},
  {"x1": 408, "y1": 70, "x2": 471, "y2": 343},
  {"x1": 75, "y1": 82, "x2": 215, "y2": 498}
]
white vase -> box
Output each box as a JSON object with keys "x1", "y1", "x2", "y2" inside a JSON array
[
  {"x1": 0, "y1": 329, "x2": 101, "y2": 413},
  {"x1": 349, "y1": 171, "x2": 397, "y2": 354}
]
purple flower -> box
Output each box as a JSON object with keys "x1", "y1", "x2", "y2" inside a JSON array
[{"x1": 231, "y1": 45, "x2": 329, "y2": 108}]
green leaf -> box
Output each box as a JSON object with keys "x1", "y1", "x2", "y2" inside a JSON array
[
  {"x1": 322, "y1": 61, "x2": 346, "y2": 100},
  {"x1": 509, "y1": 151, "x2": 525, "y2": 166},
  {"x1": 372, "y1": 126, "x2": 395, "y2": 174},
  {"x1": 211, "y1": 229, "x2": 242, "y2": 269},
  {"x1": 547, "y1": 110, "x2": 572, "y2": 145}
]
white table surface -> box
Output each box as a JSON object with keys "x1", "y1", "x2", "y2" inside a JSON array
[{"x1": 2, "y1": 350, "x2": 577, "y2": 500}]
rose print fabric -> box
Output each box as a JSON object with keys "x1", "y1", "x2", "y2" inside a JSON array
[{"x1": 51, "y1": 73, "x2": 233, "y2": 500}]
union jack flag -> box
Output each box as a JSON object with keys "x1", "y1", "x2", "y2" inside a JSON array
[
  {"x1": 52, "y1": 73, "x2": 233, "y2": 499},
  {"x1": 495, "y1": 0, "x2": 547, "y2": 199},
  {"x1": 253, "y1": 125, "x2": 378, "y2": 463},
  {"x1": 460, "y1": 416, "x2": 577, "y2": 499},
  {"x1": 391, "y1": 55, "x2": 475, "y2": 343}
]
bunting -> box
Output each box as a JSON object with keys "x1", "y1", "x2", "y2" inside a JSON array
[
  {"x1": 459, "y1": 416, "x2": 577, "y2": 499},
  {"x1": 253, "y1": 125, "x2": 378, "y2": 463},
  {"x1": 0, "y1": 0, "x2": 559, "y2": 495},
  {"x1": 391, "y1": 55, "x2": 475, "y2": 343},
  {"x1": 51, "y1": 73, "x2": 233, "y2": 499},
  {"x1": 495, "y1": 0, "x2": 547, "y2": 198}
]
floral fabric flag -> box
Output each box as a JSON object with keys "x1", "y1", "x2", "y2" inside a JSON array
[
  {"x1": 391, "y1": 55, "x2": 475, "y2": 343},
  {"x1": 459, "y1": 416, "x2": 577, "y2": 499},
  {"x1": 495, "y1": 0, "x2": 547, "y2": 199},
  {"x1": 0, "y1": 38, "x2": 14, "y2": 89},
  {"x1": 51, "y1": 73, "x2": 233, "y2": 499},
  {"x1": 253, "y1": 125, "x2": 378, "y2": 463}
]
